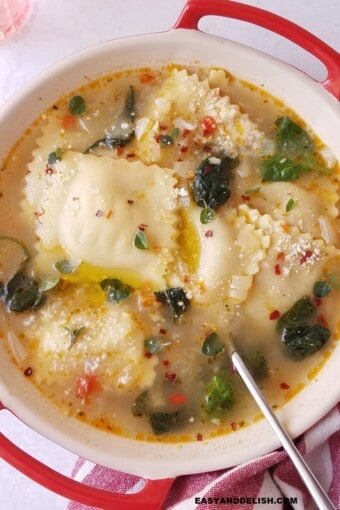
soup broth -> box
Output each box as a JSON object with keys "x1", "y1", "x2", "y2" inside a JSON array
[{"x1": 0, "y1": 65, "x2": 339, "y2": 442}]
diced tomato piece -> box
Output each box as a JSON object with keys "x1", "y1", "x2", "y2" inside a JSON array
[
  {"x1": 280, "y1": 382, "x2": 290, "y2": 390},
  {"x1": 169, "y1": 392, "x2": 188, "y2": 405},
  {"x1": 60, "y1": 114, "x2": 77, "y2": 130},
  {"x1": 269, "y1": 310, "x2": 280, "y2": 320},
  {"x1": 201, "y1": 116, "x2": 217, "y2": 136},
  {"x1": 75, "y1": 374, "x2": 100, "y2": 399}
]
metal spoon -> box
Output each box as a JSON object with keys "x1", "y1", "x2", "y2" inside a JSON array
[{"x1": 231, "y1": 351, "x2": 335, "y2": 510}]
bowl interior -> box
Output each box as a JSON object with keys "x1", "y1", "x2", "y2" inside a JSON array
[{"x1": 0, "y1": 29, "x2": 339, "y2": 479}]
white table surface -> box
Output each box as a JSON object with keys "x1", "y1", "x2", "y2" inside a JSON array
[{"x1": 0, "y1": 1, "x2": 339, "y2": 509}]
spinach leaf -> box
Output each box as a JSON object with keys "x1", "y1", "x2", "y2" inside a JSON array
[
  {"x1": 100, "y1": 278, "x2": 132, "y2": 302},
  {"x1": 202, "y1": 372, "x2": 234, "y2": 417},
  {"x1": 247, "y1": 350, "x2": 269, "y2": 380},
  {"x1": 86, "y1": 86, "x2": 135, "y2": 152},
  {"x1": 202, "y1": 332, "x2": 225, "y2": 357},
  {"x1": 55, "y1": 259, "x2": 80, "y2": 274},
  {"x1": 281, "y1": 323, "x2": 330, "y2": 359},
  {"x1": 275, "y1": 116, "x2": 313, "y2": 158},
  {"x1": 277, "y1": 296, "x2": 316, "y2": 333},
  {"x1": 192, "y1": 156, "x2": 235, "y2": 209},
  {"x1": 149, "y1": 410, "x2": 184, "y2": 435},
  {"x1": 131, "y1": 390, "x2": 151, "y2": 417},
  {"x1": 261, "y1": 117, "x2": 330, "y2": 181},
  {"x1": 1, "y1": 269, "x2": 44, "y2": 313},
  {"x1": 154, "y1": 287, "x2": 190, "y2": 319},
  {"x1": 261, "y1": 155, "x2": 310, "y2": 182}
]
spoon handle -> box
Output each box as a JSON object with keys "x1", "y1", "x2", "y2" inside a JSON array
[{"x1": 231, "y1": 351, "x2": 335, "y2": 510}]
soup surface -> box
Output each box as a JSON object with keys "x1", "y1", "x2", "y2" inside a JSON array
[{"x1": 0, "y1": 65, "x2": 339, "y2": 442}]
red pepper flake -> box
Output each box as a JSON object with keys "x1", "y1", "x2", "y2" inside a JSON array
[
  {"x1": 95, "y1": 209, "x2": 103, "y2": 217},
  {"x1": 159, "y1": 328, "x2": 167, "y2": 335},
  {"x1": 276, "y1": 252, "x2": 285, "y2": 262},
  {"x1": 159, "y1": 124, "x2": 168, "y2": 131},
  {"x1": 316, "y1": 314, "x2": 328, "y2": 327},
  {"x1": 155, "y1": 134, "x2": 162, "y2": 143},
  {"x1": 60, "y1": 114, "x2": 77, "y2": 130},
  {"x1": 184, "y1": 275, "x2": 191, "y2": 284},
  {"x1": 231, "y1": 422, "x2": 238, "y2": 431},
  {"x1": 45, "y1": 167, "x2": 54, "y2": 175},
  {"x1": 201, "y1": 116, "x2": 217, "y2": 136},
  {"x1": 203, "y1": 145, "x2": 212, "y2": 153},
  {"x1": 196, "y1": 433, "x2": 203, "y2": 441},
  {"x1": 183, "y1": 128, "x2": 191, "y2": 138},
  {"x1": 126, "y1": 153, "x2": 135, "y2": 158},
  {"x1": 180, "y1": 146, "x2": 188, "y2": 153},
  {"x1": 241, "y1": 194, "x2": 250, "y2": 201},
  {"x1": 269, "y1": 310, "x2": 281, "y2": 320},
  {"x1": 230, "y1": 363, "x2": 237, "y2": 374},
  {"x1": 144, "y1": 352, "x2": 153, "y2": 359},
  {"x1": 34, "y1": 208, "x2": 45, "y2": 223},
  {"x1": 127, "y1": 199, "x2": 134, "y2": 205},
  {"x1": 138, "y1": 223, "x2": 148, "y2": 231},
  {"x1": 24, "y1": 367, "x2": 33, "y2": 377},
  {"x1": 274, "y1": 264, "x2": 281, "y2": 275},
  {"x1": 280, "y1": 382, "x2": 290, "y2": 390},
  {"x1": 299, "y1": 250, "x2": 314, "y2": 265},
  {"x1": 313, "y1": 296, "x2": 323, "y2": 307},
  {"x1": 165, "y1": 372, "x2": 176, "y2": 382},
  {"x1": 162, "y1": 360, "x2": 170, "y2": 367},
  {"x1": 116, "y1": 146, "x2": 124, "y2": 157},
  {"x1": 205, "y1": 230, "x2": 213, "y2": 238}
]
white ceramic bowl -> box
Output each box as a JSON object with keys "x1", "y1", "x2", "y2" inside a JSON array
[{"x1": 0, "y1": 20, "x2": 339, "y2": 484}]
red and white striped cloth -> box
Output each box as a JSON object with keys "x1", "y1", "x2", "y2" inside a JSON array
[{"x1": 68, "y1": 403, "x2": 340, "y2": 510}]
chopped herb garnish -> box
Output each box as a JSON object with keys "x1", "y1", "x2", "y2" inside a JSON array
[
  {"x1": 47, "y1": 147, "x2": 64, "y2": 166},
  {"x1": 144, "y1": 336, "x2": 171, "y2": 354},
  {"x1": 69, "y1": 95, "x2": 86, "y2": 115},
  {"x1": 154, "y1": 287, "x2": 190, "y2": 319},
  {"x1": 134, "y1": 230, "x2": 148, "y2": 250},
  {"x1": 100, "y1": 278, "x2": 132, "y2": 302},
  {"x1": 202, "y1": 372, "x2": 234, "y2": 417},
  {"x1": 64, "y1": 325, "x2": 87, "y2": 349},
  {"x1": 281, "y1": 323, "x2": 330, "y2": 359},
  {"x1": 261, "y1": 117, "x2": 330, "y2": 181},
  {"x1": 201, "y1": 332, "x2": 225, "y2": 356},
  {"x1": 285, "y1": 198, "x2": 295, "y2": 212},
  {"x1": 192, "y1": 156, "x2": 236, "y2": 210},
  {"x1": 200, "y1": 207, "x2": 215, "y2": 224},
  {"x1": 54, "y1": 259, "x2": 80, "y2": 274},
  {"x1": 244, "y1": 186, "x2": 261, "y2": 196},
  {"x1": 313, "y1": 281, "x2": 332, "y2": 298}
]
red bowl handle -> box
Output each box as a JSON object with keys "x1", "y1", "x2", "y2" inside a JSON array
[
  {"x1": 174, "y1": 0, "x2": 340, "y2": 100},
  {"x1": 0, "y1": 406, "x2": 174, "y2": 510}
]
